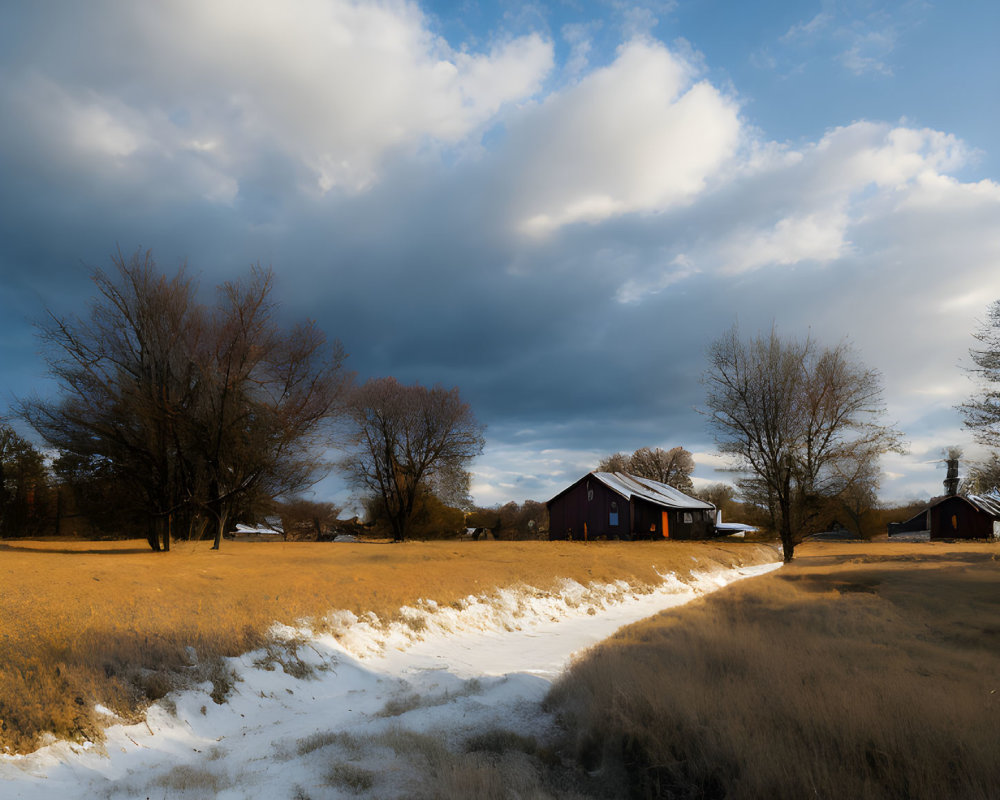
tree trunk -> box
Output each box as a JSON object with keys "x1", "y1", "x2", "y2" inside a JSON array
[
  {"x1": 779, "y1": 459, "x2": 794, "y2": 562},
  {"x1": 212, "y1": 509, "x2": 227, "y2": 550},
  {"x1": 780, "y1": 515, "x2": 795, "y2": 562},
  {"x1": 390, "y1": 510, "x2": 405, "y2": 542},
  {"x1": 147, "y1": 517, "x2": 161, "y2": 551}
]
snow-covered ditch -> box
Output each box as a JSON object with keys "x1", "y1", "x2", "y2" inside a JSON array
[{"x1": 1, "y1": 561, "x2": 781, "y2": 799}]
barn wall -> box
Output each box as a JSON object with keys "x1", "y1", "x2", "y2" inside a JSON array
[
  {"x1": 888, "y1": 509, "x2": 930, "y2": 536},
  {"x1": 548, "y1": 475, "x2": 717, "y2": 541},
  {"x1": 674, "y1": 507, "x2": 716, "y2": 539},
  {"x1": 930, "y1": 497, "x2": 995, "y2": 539},
  {"x1": 631, "y1": 500, "x2": 716, "y2": 540},
  {"x1": 631, "y1": 500, "x2": 661, "y2": 540},
  {"x1": 548, "y1": 477, "x2": 629, "y2": 540}
]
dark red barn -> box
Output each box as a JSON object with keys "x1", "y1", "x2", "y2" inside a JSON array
[
  {"x1": 889, "y1": 490, "x2": 1000, "y2": 540},
  {"x1": 547, "y1": 471, "x2": 716, "y2": 541}
]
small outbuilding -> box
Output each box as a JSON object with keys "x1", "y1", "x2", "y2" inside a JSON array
[
  {"x1": 547, "y1": 471, "x2": 716, "y2": 541},
  {"x1": 888, "y1": 489, "x2": 1000, "y2": 540}
]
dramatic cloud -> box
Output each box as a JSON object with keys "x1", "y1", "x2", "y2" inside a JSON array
[
  {"x1": 1, "y1": 1, "x2": 998, "y2": 509},
  {"x1": 1, "y1": 0, "x2": 553, "y2": 195},
  {"x1": 506, "y1": 39, "x2": 741, "y2": 235}
]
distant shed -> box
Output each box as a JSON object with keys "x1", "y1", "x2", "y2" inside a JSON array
[
  {"x1": 547, "y1": 471, "x2": 716, "y2": 541},
  {"x1": 889, "y1": 490, "x2": 1000, "y2": 540}
]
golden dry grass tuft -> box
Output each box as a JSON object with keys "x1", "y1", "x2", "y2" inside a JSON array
[
  {"x1": 0, "y1": 537, "x2": 773, "y2": 754},
  {"x1": 546, "y1": 541, "x2": 1000, "y2": 800}
]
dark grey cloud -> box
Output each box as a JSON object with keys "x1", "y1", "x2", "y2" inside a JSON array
[{"x1": 1, "y1": 3, "x2": 998, "y2": 509}]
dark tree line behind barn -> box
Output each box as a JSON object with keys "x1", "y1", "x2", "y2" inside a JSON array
[
  {"x1": 466, "y1": 499, "x2": 548, "y2": 540},
  {"x1": 0, "y1": 424, "x2": 52, "y2": 538}
]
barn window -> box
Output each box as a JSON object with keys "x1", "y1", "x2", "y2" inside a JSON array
[
  {"x1": 587, "y1": 481, "x2": 594, "y2": 502},
  {"x1": 683, "y1": 512, "x2": 693, "y2": 524},
  {"x1": 610, "y1": 501, "x2": 619, "y2": 526}
]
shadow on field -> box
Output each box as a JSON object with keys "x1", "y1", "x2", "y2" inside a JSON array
[
  {"x1": 545, "y1": 543, "x2": 1000, "y2": 800},
  {"x1": 792, "y1": 549, "x2": 1000, "y2": 568},
  {"x1": 0, "y1": 542, "x2": 152, "y2": 555}
]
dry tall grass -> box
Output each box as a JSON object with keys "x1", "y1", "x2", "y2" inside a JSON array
[
  {"x1": 546, "y1": 541, "x2": 1000, "y2": 800},
  {"x1": 0, "y1": 537, "x2": 774, "y2": 754}
]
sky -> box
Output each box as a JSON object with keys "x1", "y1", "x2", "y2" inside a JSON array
[{"x1": 1, "y1": 0, "x2": 998, "y2": 510}]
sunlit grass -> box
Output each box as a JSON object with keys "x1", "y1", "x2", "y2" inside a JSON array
[
  {"x1": 0, "y1": 537, "x2": 773, "y2": 754},
  {"x1": 547, "y1": 541, "x2": 1000, "y2": 800}
]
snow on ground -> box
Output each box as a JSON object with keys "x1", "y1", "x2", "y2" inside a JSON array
[{"x1": 1, "y1": 561, "x2": 781, "y2": 799}]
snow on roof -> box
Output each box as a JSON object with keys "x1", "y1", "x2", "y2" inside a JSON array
[
  {"x1": 966, "y1": 488, "x2": 1000, "y2": 517},
  {"x1": 715, "y1": 522, "x2": 758, "y2": 533},
  {"x1": 592, "y1": 472, "x2": 715, "y2": 510},
  {"x1": 234, "y1": 517, "x2": 284, "y2": 535}
]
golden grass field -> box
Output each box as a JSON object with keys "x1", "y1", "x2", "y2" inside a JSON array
[
  {"x1": 547, "y1": 540, "x2": 1000, "y2": 800},
  {"x1": 0, "y1": 537, "x2": 776, "y2": 755}
]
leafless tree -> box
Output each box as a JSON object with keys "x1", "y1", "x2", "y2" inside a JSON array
[
  {"x1": 703, "y1": 325, "x2": 903, "y2": 561},
  {"x1": 339, "y1": 377, "x2": 485, "y2": 542},
  {"x1": 597, "y1": 446, "x2": 695, "y2": 492},
  {"x1": 20, "y1": 252, "x2": 202, "y2": 549},
  {"x1": 692, "y1": 482, "x2": 739, "y2": 521},
  {"x1": 829, "y1": 456, "x2": 881, "y2": 537},
  {"x1": 961, "y1": 301, "x2": 1000, "y2": 462},
  {"x1": 191, "y1": 267, "x2": 351, "y2": 548},
  {"x1": 19, "y1": 249, "x2": 350, "y2": 550},
  {"x1": 365, "y1": 489, "x2": 467, "y2": 540},
  {"x1": 277, "y1": 497, "x2": 341, "y2": 540},
  {"x1": 597, "y1": 452, "x2": 630, "y2": 474},
  {"x1": 960, "y1": 452, "x2": 1000, "y2": 495}
]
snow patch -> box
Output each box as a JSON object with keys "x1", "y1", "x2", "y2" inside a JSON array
[{"x1": 0, "y1": 560, "x2": 781, "y2": 799}]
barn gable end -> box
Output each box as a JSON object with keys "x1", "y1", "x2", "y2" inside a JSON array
[
  {"x1": 889, "y1": 490, "x2": 1000, "y2": 540},
  {"x1": 930, "y1": 495, "x2": 999, "y2": 539}
]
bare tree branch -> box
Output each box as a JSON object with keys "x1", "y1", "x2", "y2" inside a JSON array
[
  {"x1": 339, "y1": 378, "x2": 484, "y2": 541},
  {"x1": 702, "y1": 325, "x2": 905, "y2": 561},
  {"x1": 18, "y1": 250, "x2": 351, "y2": 550}
]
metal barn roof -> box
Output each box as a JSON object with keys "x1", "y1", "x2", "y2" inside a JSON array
[
  {"x1": 592, "y1": 472, "x2": 715, "y2": 510},
  {"x1": 966, "y1": 488, "x2": 1000, "y2": 517}
]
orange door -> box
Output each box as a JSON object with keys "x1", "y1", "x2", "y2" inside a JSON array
[{"x1": 661, "y1": 511, "x2": 670, "y2": 538}]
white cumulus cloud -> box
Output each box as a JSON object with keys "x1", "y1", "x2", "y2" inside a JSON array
[
  {"x1": 3, "y1": 0, "x2": 554, "y2": 195},
  {"x1": 506, "y1": 38, "x2": 742, "y2": 236}
]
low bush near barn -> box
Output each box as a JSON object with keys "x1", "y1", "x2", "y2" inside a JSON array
[{"x1": 546, "y1": 541, "x2": 1000, "y2": 800}]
